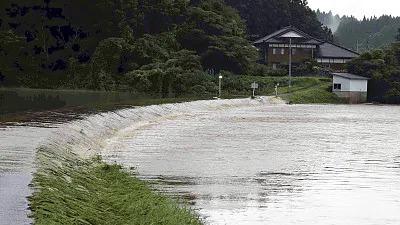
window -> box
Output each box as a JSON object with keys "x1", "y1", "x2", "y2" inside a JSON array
[
  {"x1": 292, "y1": 48, "x2": 296, "y2": 55},
  {"x1": 273, "y1": 48, "x2": 277, "y2": 55},
  {"x1": 281, "y1": 48, "x2": 285, "y2": 55},
  {"x1": 333, "y1": 83, "x2": 342, "y2": 90}
]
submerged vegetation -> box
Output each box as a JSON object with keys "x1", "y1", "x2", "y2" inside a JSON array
[{"x1": 30, "y1": 150, "x2": 203, "y2": 225}]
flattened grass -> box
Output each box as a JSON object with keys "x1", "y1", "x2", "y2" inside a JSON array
[{"x1": 29, "y1": 157, "x2": 202, "y2": 225}]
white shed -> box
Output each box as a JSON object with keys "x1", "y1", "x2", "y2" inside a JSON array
[{"x1": 332, "y1": 73, "x2": 370, "y2": 104}]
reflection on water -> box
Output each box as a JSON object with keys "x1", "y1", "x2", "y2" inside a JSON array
[{"x1": 103, "y1": 104, "x2": 400, "y2": 225}]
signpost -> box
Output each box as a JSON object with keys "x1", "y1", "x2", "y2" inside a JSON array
[{"x1": 251, "y1": 82, "x2": 259, "y2": 98}]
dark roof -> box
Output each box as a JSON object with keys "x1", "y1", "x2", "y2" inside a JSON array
[
  {"x1": 253, "y1": 26, "x2": 323, "y2": 45},
  {"x1": 254, "y1": 26, "x2": 360, "y2": 60},
  {"x1": 332, "y1": 73, "x2": 370, "y2": 80},
  {"x1": 318, "y1": 42, "x2": 359, "y2": 59}
]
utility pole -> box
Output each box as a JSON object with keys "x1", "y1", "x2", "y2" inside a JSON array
[
  {"x1": 356, "y1": 40, "x2": 360, "y2": 53},
  {"x1": 289, "y1": 38, "x2": 292, "y2": 102},
  {"x1": 218, "y1": 74, "x2": 223, "y2": 98}
]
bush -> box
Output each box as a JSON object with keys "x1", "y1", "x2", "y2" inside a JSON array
[
  {"x1": 190, "y1": 85, "x2": 207, "y2": 95},
  {"x1": 247, "y1": 63, "x2": 287, "y2": 77}
]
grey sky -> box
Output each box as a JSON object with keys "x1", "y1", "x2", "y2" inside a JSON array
[{"x1": 308, "y1": 0, "x2": 400, "y2": 19}]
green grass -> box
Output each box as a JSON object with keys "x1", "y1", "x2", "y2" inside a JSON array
[
  {"x1": 280, "y1": 82, "x2": 344, "y2": 104},
  {"x1": 232, "y1": 75, "x2": 342, "y2": 104},
  {"x1": 29, "y1": 151, "x2": 203, "y2": 225},
  {"x1": 30, "y1": 156, "x2": 202, "y2": 225}
]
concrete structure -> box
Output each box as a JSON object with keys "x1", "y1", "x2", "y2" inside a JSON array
[
  {"x1": 332, "y1": 73, "x2": 370, "y2": 104},
  {"x1": 254, "y1": 26, "x2": 359, "y2": 71}
]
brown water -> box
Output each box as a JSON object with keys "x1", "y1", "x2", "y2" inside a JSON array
[
  {"x1": 102, "y1": 103, "x2": 400, "y2": 225},
  {"x1": 2, "y1": 99, "x2": 400, "y2": 225},
  {"x1": 0, "y1": 127, "x2": 54, "y2": 225}
]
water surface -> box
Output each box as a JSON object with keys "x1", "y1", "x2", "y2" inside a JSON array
[
  {"x1": 102, "y1": 103, "x2": 400, "y2": 225},
  {"x1": 0, "y1": 126, "x2": 54, "y2": 225}
]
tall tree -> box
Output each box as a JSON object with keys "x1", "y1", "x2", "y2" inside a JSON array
[
  {"x1": 225, "y1": 0, "x2": 333, "y2": 41},
  {"x1": 335, "y1": 15, "x2": 400, "y2": 52}
]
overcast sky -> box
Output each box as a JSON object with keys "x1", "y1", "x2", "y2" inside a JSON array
[{"x1": 308, "y1": 0, "x2": 400, "y2": 19}]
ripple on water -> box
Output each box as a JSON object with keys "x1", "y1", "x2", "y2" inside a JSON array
[{"x1": 102, "y1": 103, "x2": 400, "y2": 225}]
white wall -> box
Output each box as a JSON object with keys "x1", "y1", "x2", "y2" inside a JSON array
[
  {"x1": 333, "y1": 76, "x2": 351, "y2": 91},
  {"x1": 332, "y1": 75, "x2": 368, "y2": 92},
  {"x1": 350, "y1": 79, "x2": 368, "y2": 92}
]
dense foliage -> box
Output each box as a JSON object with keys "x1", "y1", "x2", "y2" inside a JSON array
[
  {"x1": 348, "y1": 40, "x2": 400, "y2": 103},
  {"x1": 0, "y1": 0, "x2": 257, "y2": 96},
  {"x1": 225, "y1": 0, "x2": 333, "y2": 41}
]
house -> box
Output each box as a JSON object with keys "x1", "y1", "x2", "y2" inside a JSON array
[
  {"x1": 332, "y1": 73, "x2": 370, "y2": 104},
  {"x1": 253, "y1": 26, "x2": 359, "y2": 71}
]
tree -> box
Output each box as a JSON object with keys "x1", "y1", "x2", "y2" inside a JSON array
[
  {"x1": 396, "y1": 28, "x2": 400, "y2": 42},
  {"x1": 225, "y1": 0, "x2": 333, "y2": 41},
  {"x1": 335, "y1": 15, "x2": 400, "y2": 52}
]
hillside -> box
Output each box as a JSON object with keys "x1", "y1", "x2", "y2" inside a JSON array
[
  {"x1": 316, "y1": 10, "x2": 400, "y2": 52},
  {"x1": 0, "y1": 0, "x2": 257, "y2": 94},
  {"x1": 226, "y1": 0, "x2": 333, "y2": 41},
  {"x1": 1, "y1": 0, "x2": 332, "y2": 95}
]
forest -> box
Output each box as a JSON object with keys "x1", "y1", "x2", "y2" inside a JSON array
[
  {"x1": 316, "y1": 10, "x2": 400, "y2": 52},
  {"x1": 0, "y1": 0, "x2": 330, "y2": 97},
  {"x1": 347, "y1": 31, "x2": 400, "y2": 103}
]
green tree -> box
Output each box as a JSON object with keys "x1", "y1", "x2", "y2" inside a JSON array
[{"x1": 225, "y1": 0, "x2": 333, "y2": 41}]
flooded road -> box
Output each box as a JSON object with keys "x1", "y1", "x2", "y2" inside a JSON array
[{"x1": 102, "y1": 103, "x2": 400, "y2": 225}]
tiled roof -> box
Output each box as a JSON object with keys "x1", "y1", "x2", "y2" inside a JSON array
[
  {"x1": 253, "y1": 26, "x2": 322, "y2": 44},
  {"x1": 318, "y1": 42, "x2": 359, "y2": 58},
  {"x1": 254, "y1": 26, "x2": 360, "y2": 60}
]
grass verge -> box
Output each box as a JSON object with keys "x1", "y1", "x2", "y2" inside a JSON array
[
  {"x1": 29, "y1": 149, "x2": 203, "y2": 225},
  {"x1": 277, "y1": 78, "x2": 344, "y2": 104}
]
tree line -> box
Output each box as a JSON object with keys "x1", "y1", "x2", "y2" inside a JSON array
[
  {"x1": 348, "y1": 29, "x2": 400, "y2": 103},
  {"x1": 316, "y1": 10, "x2": 400, "y2": 52}
]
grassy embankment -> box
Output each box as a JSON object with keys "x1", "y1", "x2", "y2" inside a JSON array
[
  {"x1": 30, "y1": 148, "x2": 203, "y2": 225},
  {"x1": 231, "y1": 76, "x2": 343, "y2": 104}
]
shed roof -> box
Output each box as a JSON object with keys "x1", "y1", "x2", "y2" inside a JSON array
[{"x1": 332, "y1": 73, "x2": 370, "y2": 80}]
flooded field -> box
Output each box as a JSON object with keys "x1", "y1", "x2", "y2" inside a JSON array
[
  {"x1": 102, "y1": 102, "x2": 400, "y2": 225},
  {"x1": 1, "y1": 98, "x2": 400, "y2": 225}
]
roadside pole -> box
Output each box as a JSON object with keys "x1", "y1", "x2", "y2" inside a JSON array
[
  {"x1": 251, "y1": 82, "x2": 258, "y2": 98},
  {"x1": 289, "y1": 37, "x2": 292, "y2": 102},
  {"x1": 275, "y1": 83, "x2": 279, "y2": 97},
  {"x1": 218, "y1": 75, "x2": 223, "y2": 98}
]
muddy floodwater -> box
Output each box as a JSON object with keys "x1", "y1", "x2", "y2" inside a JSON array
[
  {"x1": 102, "y1": 102, "x2": 400, "y2": 225},
  {"x1": 1, "y1": 99, "x2": 400, "y2": 225},
  {"x1": 0, "y1": 126, "x2": 54, "y2": 225}
]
